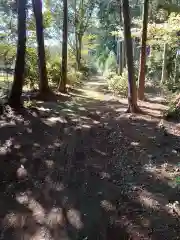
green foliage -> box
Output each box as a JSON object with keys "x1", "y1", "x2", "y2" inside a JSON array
[
  {"x1": 107, "y1": 70, "x2": 129, "y2": 96},
  {"x1": 164, "y1": 93, "x2": 180, "y2": 120},
  {"x1": 147, "y1": 13, "x2": 180, "y2": 88},
  {"x1": 103, "y1": 51, "x2": 117, "y2": 74},
  {"x1": 47, "y1": 56, "x2": 88, "y2": 87},
  {"x1": 0, "y1": 44, "x2": 16, "y2": 67},
  {"x1": 25, "y1": 47, "x2": 39, "y2": 89},
  {"x1": 163, "y1": 79, "x2": 180, "y2": 93},
  {"x1": 47, "y1": 57, "x2": 61, "y2": 85},
  {"x1": 67, "y1": 70, "x2": 84, "y2": 86},
  {"x1": 23, "y1": 45, "x2": 93, "y2": 90},
  {"x1": 147, "y1": 50, "x2": 163, "y2": 80},
  {"x1": 164, "y1": 103, "x2": 180, "y2": 120}
]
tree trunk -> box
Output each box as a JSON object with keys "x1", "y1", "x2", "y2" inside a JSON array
[
  {"x1": 174, "y1": 53, "x2": 179, "y2": 83},
  {"x1": 8, "y1": 0, "x2": 27, "y2": 108},
  {"x1": 74, "y1": 0, "x2": 80, "y2": 70},
  {"x1": 161, "y1": 43, "x2": 168, "y2": 84},
  {"x1": 122, "y1": 40, "x2": 125, "y2": 70},
  {"x1": 32, "y1": 0, "x2": 49, "y2": 94},
  {"x1": 118, "y1": 1, "x2": 123, "y2": 75},
  {"x1": 75, "y1": 32, "x2": 79, "y2": 69},
  {"x1": 78, "y1": 35, "x2": 82, "y2": 66},
  {"x1": 122, "y1": 0, "x2": 141, "y2": 113},
  {"x1": 138, "y1": 0, "x2": 149, "y2": 100},
  {"x1": 76, "y1": 34, "x2": 82, "y2": 70},
  {"x1": 117, "y1": 40, "x2": 123, "y2": 75},
  {"x1": 59, "y1": 0, "x2": 68, "y2": 93}
]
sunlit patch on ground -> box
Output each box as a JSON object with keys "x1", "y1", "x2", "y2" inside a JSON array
[
  {"x1": 66, "y1": 208, "x2": 84, "y2": 230},
  {"x1": 0, "y1": 75, "x2": 180, "y2": 239}
]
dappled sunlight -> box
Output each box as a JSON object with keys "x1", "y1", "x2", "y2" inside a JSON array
[
  {"x1": 0, "y1": 119, "x2": 16, "y2": 127},
  {"x1": 16, "y1": 165, "x2": 28, "y2": 180},
  {"x1": 99, "y1": 171, "x2": 111, "y2": 179},
  {"x1": 114, "y1": 215, "x2": 150, "y2": 239},
  {"x1": 94, "y1": 149, "x2": 108, "y2": 157},
  {"x1": 36, "y1": 106, "x2": 51, "y2": 112},
  {"x1": 81, "y1": 124, "x2": 91, "y2": 129},
  {"x1": 137, "y1": 189, "x2": 162, "y2": 210},
  {"x1": 26, "y1": 127, "x2": 32, "y2": 133},
  {"x1": 45, "y1": 176, "x2": 65, "y2": 192},
  {"x1": 115, "y1": 106, "x2": 128, "y2": 113},
  {"x1": 0, "y1": 76, "x2": 180, "y2": 239},
  {"x1": 78, "y1": 106, "x2": 86, "y2": 111},
  {"x1": 1, "y1": 0, "x2": 180, "y2": 237},
  {"x1": 100, "y1": 200, "x2": 116, "y2": 212},
  {"x1": 28, "y1": 198, "x2": 45, "y2": 224},
  {"x1": 45, "y1": 160, "x2": 55, "y2": 169},
  {"x1": 144, "y1": 162, "x2": 180, "y2": 192},
  {"x1": 80, "y1": 88, "x2": 106, "y2": 100},
  {"x1": 135, "y1": 186, "x2": 180, "y2": 218},
  {"x1": 46, "y1": 208, "x2": 64, "y2": 228},
  {"x1": 16, "y1": 192, "x2": 30, "y2": 205},
  {"x1": 3, "y1": 212, "x2": 33, "y2": 229},
  {"x1": 0, "y1": 137, "x2": 13, "y2": 155},
  {"x1": 93, "y1": 120, "x2": 100, "y2": 125},
  {"x1": 66, "y1": 208, "x2": 84, "y2": 230},
  {"x1": 46, "y1": 116, "x2": 66, "y2": 124},
  {"x1": 28, "y1": 226, "x2": 52, "y2": 239},
  {"x1": 130, "y1": 141, "x2": 140, "y2": 147}
]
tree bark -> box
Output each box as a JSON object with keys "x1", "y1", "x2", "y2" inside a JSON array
[
  {"x1": 118, "y1": 0, "x2": 123, "y2": 75},
  {"x1": 8, "y1": 0, "x2": 27, "y2": 108},
  {"x1": 76, "y1": 33, "x2": 82, "y2": 70},
  {"x1": 174, "y1": 53, "x2": 179, "y2": 84},
  {"x1": 161, "y1": 43, "x2": 168, "y2": 84},
  {"x1": 59, "y1": 0, "x2": 68, "y2": 93},
  {"x1": 122, "y1": 0, "x2": 141, "y2": 113},
  {"x1": 138, "y1": 0, "x2": 149, "y2": 100},
  {"x1": 78, "y1": 35, "x2": 82, "y2": 67},
  {"x1": 122, "y1": 40, "x2": 125, "y2": 70},
  {"x1": 32, "y1": 0, "x2": 50, "y2": 94}
]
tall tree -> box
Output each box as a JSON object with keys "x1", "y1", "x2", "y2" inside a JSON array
[
  {"x1": 32, "y1": 0, "x2": 50, "y2": 94},
  {"x1": 161, "y1": 42, "x2": 168, "y2": 84},
  {"x1": 138, "y1": 0, "x2": 149, "y2": 100},
  {"x1": 122, "y1": 0, "x2": 141, "y2": 113},
  {"x1": 59, "y1": 0, "x2": 68, "y2": 93},
  {"x1": 8, "y1": 0, "x2": 27, "y2": 108},
  {"x1": 74, "y1": 0, "x2": 96, "y2": 69},
  {"x1": 117, "y1": 0, "x2": 123, "y2": 75}
]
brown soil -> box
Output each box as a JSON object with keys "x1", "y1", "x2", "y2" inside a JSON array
[{"x1": 0, "y1": 76, "x2": 180, "y2": 240}]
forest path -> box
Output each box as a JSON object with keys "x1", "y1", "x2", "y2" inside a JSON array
[{"x1": 0, "y1": 75, "x2": 180, "y2": 240}]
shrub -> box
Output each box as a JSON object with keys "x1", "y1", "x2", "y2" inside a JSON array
[
  {"x1": 23, "y1": 46, "x2": 93, "y2": 91},
  {"x1": 164, "y1": 93, "x2": 180, "y2": 120},
  {"x1": 67, "y1": 70, "x2": 84, "y2": 86},
  {"x1": 146, "y1": 50, "x2": 163, "y2": 80},
  {"x1": 163, "y1": 79, "x2": 180, "y2": 93},
  {"x1": 47, "y1": 58, "x2": 61, "y2": 86},
  {"x1": 105, "y1": 71, "x2": 117, "y2": 80},
  {"x1": 25, "y1": 48, "x2": 39, "y2": 89},
  {"x1": 79, "y1": 64, "x2": 90, "y2": 77},
  {"x1": 107, "y1": 69, "x2": 128, "y2": 96},
  {"x1": 104, "y1": 51, "x2": 117, "y2": 75}
]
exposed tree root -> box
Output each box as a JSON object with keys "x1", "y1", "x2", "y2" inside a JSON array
[
  {"x1": 35, "y1": 89, "x2": 57, "y2": 101},
  {"x1": 126, "y1": 104, "x2": 143, "y2": 114},
  {"x1": 58, "y1": 86, "x2": 67, "y2": 94}
]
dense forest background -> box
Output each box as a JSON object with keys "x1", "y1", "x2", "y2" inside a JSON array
[{"x1": 0, "y1": 0, "x2": 180, "y2": 116}]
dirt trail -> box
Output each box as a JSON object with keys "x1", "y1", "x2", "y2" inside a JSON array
[{"x1": 0, "y1": 76, "x2": 180, "y2": 240}]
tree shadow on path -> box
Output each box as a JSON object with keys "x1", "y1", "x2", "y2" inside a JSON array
[{"x1": 0, "y1": 81, "x2": 180, "y2": 239}]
